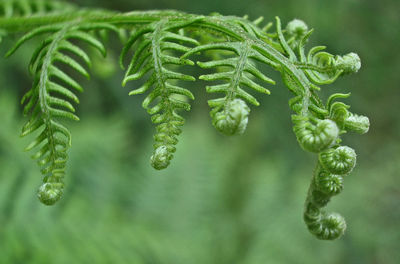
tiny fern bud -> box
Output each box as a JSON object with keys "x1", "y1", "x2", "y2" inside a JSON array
[
  {"x1": 335, "y1": 52, "x2": 361, "y2": 74},
  {"x1": 315, "y1": 170, "x2": 344, "y2": 196},
  {"x1": 213, "y1": 99, "x2": 250, "y2": 136},
  {"x1": 304, "y1": 204, "x2": 346, "y2": 240},
  {"x1": 150, "y1": 146, "x2": 172, "y2": 170},
  {"x1": 319, "y1": 146, "x2": 356, "y2": 175},
  {"x1": 345, "y1": 113, "x2": 370, "y2": 134},
  {"x1": 316, "y1": 212, "x2": 346, "y2": 240},
  {"x1": 293, "y1": 116, "x2": 339, "y2": 153},
  {"x1": 304, "y1": 162, "x2": 348, "y2": 240},
  {"x1": 37, "y1": 183, "x2": 63, "y2": 206},
  {"x1": 286, "y1": 19, "x2": 308, "y2": 38},
  {"x1": 285, "y1": 19, "x2": 309, "y2": 50}
]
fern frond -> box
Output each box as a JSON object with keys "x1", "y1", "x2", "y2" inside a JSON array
[
  {"x1": 303, "y1": 162, "x2": 348, "y2": 240},
  {"x1": 0, "y1": 0, "x2": 75, "y2": 17},
  {"x1": 1, "y1": 5, "x2": 370, "y2": 240},
  {"x1": 121, "y1": 19, "x2": 199, "y2": 170},
  {"x1": 276, "y1": 16, "x2": 361, "y2": 88},
  {"x1": 265, "y1": 17, "x2": 369, "y2": 240},
  {"x1": 183, "y1": 41, "x2": 275, "y2": 135},
  {"x1": 326, "y1": 92, "x2": 369, "y2": 134},
  {"x1": 6, "y1": 21, "x2": 116, "y2": 205}
]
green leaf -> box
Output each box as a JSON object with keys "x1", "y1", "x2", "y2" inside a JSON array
[{"x1": 121, "y1": 19, "x2": 197, "y2": 170}]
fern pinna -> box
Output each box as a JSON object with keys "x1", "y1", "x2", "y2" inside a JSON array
[
  {"x1": 120, "y1": 19, "x2": 200, "y2": 170},
  {"x1": 0, "y1": 0, "x2": 369, "y2": 240},
  {"x1": 5, "y1": 20, "x2": 117, "y2": 204},
  {"x1": 182, "y1": 41, "x2": 275, "y2": 135}
]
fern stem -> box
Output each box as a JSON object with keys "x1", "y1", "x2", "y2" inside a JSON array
[
  {"x1": 227, "y1": 43, "x2": 249, "y2": 103},
  {"x1": 1, "y1": 8, "x2": 312, "y2": 116},
  {"x1": 151, "y1": 20, "x2": 177, "y2": 148}
]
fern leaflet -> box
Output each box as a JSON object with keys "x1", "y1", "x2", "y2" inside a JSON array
[
  {"x1": 182, "y1": 41, "x2": 276, "y2": 135},
  {"x1": 6, "y1": 21, "x2": 116, "y2": 204},
  {"x1": 121, "y1": 19, "x2": 199, "y2": 170},
  {"x1": 0, "y1": 0, "x2": 75, "y2": 17}
]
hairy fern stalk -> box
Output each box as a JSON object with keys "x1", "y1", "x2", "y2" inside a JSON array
[{"x1": 0, "y1": 0, "x2": 369, "y2": 240}]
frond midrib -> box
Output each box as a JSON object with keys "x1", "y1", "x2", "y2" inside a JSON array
[
  {"x1": 38, "y1": 23, "x2": 72, "y2": 178},
  {"x1": 226, "y1": 42, "x2": 250, "y2": 106}
]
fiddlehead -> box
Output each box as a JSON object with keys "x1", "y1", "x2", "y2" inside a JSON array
[
  {"x1": 292, "y1": 115, "x2": 339, "y2": 153},
  {"x1": 285, "y1": 18, "x2": 308, "y2": 50},
  {"x1": 120, "y1": 18, "x2": 199, "y2": 170},
  {"x1": 274, "y1": 17, "x2": 369, "y2": 239},
  {"x1": 182, "y1": 41, "x2": 275, "y2": 135},
  {"x1": 319, "y1": 146, "x2": 356, "y2": 175},
  {"x1": 6, "y1": 20, "x2": 116, "y2": 204},
  {"x1": 304, "y1": 202, "x2": 346, "y2": 240},
  {"x1": 344, "y1": 113, "x2": 370, "y2": 134},
  {"x1": 212, "y1": 98, "x2": 250, "y2": 136}
]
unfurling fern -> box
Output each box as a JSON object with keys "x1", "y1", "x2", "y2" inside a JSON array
[
  {"x1": 292, "y1": 115, "x2": 339, "y2": 153},
  {"x1": 319, "y1": 146, "x2": 356, "y2": 175},
  {"x1": 1, "y1": 0, "x2": 369, "y2": 240},
  {"x1": 120, "y1": 19, "x2": 199, "y2": 170},
  {"x1": 273, "y1": 18, "x2": 369, "y2": 239},
  {"x1": 304, "y1": 202, "x2": 346, "y2": 240},
  {"x1": 5, "y1": 20, "x2": 117, "y2": 204},
  {"x1": 182, "y1": 41, "x2": 275, "y2": 135}
]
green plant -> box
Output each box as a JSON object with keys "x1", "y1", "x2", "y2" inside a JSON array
[{"x1": 0, "y1": 0, "x2": 369, "y2": 240}]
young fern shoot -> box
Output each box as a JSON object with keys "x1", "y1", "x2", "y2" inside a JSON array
[
  {"x1": 5, "y1": 20, "x2": 117, "y2": 205},
  {"x1": 182, "y1": 41, "x2": 275, "y2": 135},
  {"x1": 120, "y1": 19, "x2": 200, "y2": 170},
  {"x1": 0, "y1": 0, "x2": 369, "y2": 240}
]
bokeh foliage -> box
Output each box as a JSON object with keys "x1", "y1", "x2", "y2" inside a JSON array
[{"x1": 0, "y1": 0, "x2": 399, "y2": 263}]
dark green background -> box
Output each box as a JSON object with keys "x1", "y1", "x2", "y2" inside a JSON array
[{"x1": 0, "y1": 0, "x2": 399, "y2": 263}]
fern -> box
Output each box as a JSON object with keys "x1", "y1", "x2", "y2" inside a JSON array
[
  {"x1": 272, "y1": 17, "x2": 369, "y2": 239},
  {"x1": 0, "y1": 0, "x2": 74, "y2": 17},
  {"x1": 0, "y1": 0, "x2": 370, "y2": 240},
  {"x1": 5, "y1": 20, "x2": 117, "y2": 204},
  {"x1": 182, "y1": 41, "x2": 275, "y2": 135},
  {"x1": 120, "y1": 19, "x2": 200, "y2": 170}
]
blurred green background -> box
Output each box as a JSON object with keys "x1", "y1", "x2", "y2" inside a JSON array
[{"x1": 1, "y1": 0, "x2": 399, "y2": 263}]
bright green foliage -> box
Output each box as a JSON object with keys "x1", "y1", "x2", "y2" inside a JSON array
[
  {"x1": 270, "y1": 17, "x2": 369, "y2": 240},
  {"x1": 120, "y1": 19, "x2": 199, "y2": 170},
  {"x1": 292, "y1": 115, "x2": 339, "y2": 153},
  {"x1": 212, "y1": 98, "x2": 250, "y2": 136},
  {"x1": 0, "y1": 0, "x2": 74, "y2": 17},
  {"x1": 319, "y1": 146, "x2": 356, "y2": 175},
  {"x1": 5, "y1": 20, "x2": 117, "y2": 204},
  {"x1": 0, "y1": 0, "x2": 369, "y2": 240},
  {"x1": 182, "y1": 41, "x2": 275, "y2": 135}
]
